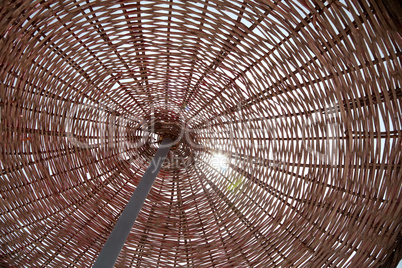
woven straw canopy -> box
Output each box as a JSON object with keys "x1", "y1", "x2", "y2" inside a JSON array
[{"x1": 1, "y1": 0, "x2": 401, "y2": 267}]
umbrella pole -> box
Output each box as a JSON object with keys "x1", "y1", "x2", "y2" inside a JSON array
[{"x1": 93, "y1": 138, "x2": 172, "y2": 268}]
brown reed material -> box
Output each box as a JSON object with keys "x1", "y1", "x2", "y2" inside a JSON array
[{"x1": 0, "y1": 0, "x2": 401, "y2": 267}]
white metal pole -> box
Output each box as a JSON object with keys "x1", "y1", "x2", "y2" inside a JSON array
[{"x1": 93, "y1": 138, "x2": 172, "y2": 268}]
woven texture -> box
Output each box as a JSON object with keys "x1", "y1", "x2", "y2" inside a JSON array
[{"x1": 1, "y1": 0, "x2": 401, "y2": 267}]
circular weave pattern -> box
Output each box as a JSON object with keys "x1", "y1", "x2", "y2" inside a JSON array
[{"x1": 1, "y1": 0, "x2": 401, "y2": 267}]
